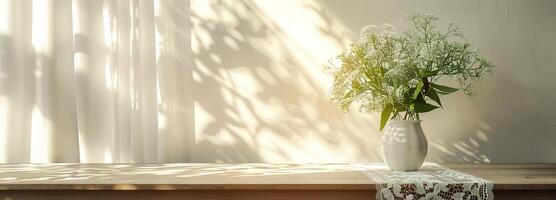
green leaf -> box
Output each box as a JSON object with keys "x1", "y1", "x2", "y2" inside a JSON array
[
  {"x1": 424, "y1": 69, "x2": 441, "y2": 77},
  {"x1": 431, "y1": 83, "x2": 459, "y2": 95},
  {"x1": 412, "y1": 81, "x2": 424, "y2": 100},
  {"x1": 380, "y1": 105, "x2": 392, "y2": 131},
  {"x1": 414, "y1": 97, "x2": 439, "y2": 113},
  {"x1": 415, "y1": 102, "x2": 439, "y2": 113},
  {"x1": 425, "y1": 88, "x2": 442, "y2": 108}
]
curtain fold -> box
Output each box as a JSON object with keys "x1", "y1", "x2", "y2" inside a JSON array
[{"x1": 0, "y1": 0, "x2": 193, "y2": 163}]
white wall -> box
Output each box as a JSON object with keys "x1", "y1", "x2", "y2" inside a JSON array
[{"x1": 189, "y1": 0, "x2": 556, "y2": 163}]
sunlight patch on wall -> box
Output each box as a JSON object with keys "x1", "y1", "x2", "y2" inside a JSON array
[
  {"x1": 73, "y1": 53, "x2": 88, "y2": 75},
  {"x1": 190, "y1": 0, "x2": 379, "y2": 162},
  {"x1": 157, "y1": 111, "x2": 168, "y2": 131},
  {"x1": 154, "y1": 0, "x2": 166, "y2": 132},
  {"x1": 104, "y1": 147, "x2": 113, "y2": 163},
  {"x1": 430, "y1": 141, "x2": 456, "y2": 156},
  {"x1": 0, "y1": 0, "x2": 11, "y2": 34},
  {"x1": 256, "y1": 130, "x2": 299, "y2": 162},
  {"x1": 104, "y1": 62, "x2": 115, "y2": 91},
  {"x1": 72, "y1": 0, "x2": 88, "y2": 75},
  {"x1": 30, "y1": 106, "x2": 52, "y2": 163},
  {"x1": 102, "y1": 3, "x2": 113, "y2": 48},
  {"x1": 194, "y1": 101, "x2": 238, "y2": 146},
  {"x1": 102, "y1": 1, "x2": 117, "y2": 92},
  {"x1": 32, "y1": 0, "x2": 51, "y2": 54},
  {"x1": 257, "y1": 128, "x2": 365, "y2": 162},
  {"x1": 30, "y1": 0, "x2": 53, "y2": 163},
  {"x1": 78, "y1": 131, "x2": 88, "y2": 162},
  {"x1": 251, "y1": 0, "x2": 351, "y2": 91},
  {"x1": 72, "y1": 0, "x2": 89, "y2": 163}
]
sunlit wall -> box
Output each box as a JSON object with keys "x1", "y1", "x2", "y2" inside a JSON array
[{"x1": 190, "y1": 0, "x2": 556, "y2": 163}]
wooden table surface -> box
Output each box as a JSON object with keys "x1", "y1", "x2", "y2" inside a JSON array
[
  {"x1": 0, "y1": 163, "x2": 554, "y2": 200},
  {"x1": 0, "y1": 163, "x2": 554, "y2": 190}
]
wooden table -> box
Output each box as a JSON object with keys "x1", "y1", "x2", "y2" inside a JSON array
[{"x1": 0, "y1": 163, "x2": 554, "y2": 200}]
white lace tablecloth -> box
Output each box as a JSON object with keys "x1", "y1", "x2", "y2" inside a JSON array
[{"x1": 352, "y1": 162, "x2": 493, "y2": 200}]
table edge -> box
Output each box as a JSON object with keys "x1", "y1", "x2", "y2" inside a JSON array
[{"x1": 0, "y1": 183, "x2": 555, "y2": 191}]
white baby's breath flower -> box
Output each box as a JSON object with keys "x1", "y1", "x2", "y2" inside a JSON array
[
  {"x1": 359, "y1": 25, "x2": 379, "y2": 39},
  {"x1": 327, "y1": 13, "x2": 493, "y2": 125},
  {"x1": 324, "y1": 58, "x2": 342, "y2": 71}
]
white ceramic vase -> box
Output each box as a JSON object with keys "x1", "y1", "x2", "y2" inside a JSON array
[{"x1": 382, "y1": 120, "x2": 428, "y2": 171}]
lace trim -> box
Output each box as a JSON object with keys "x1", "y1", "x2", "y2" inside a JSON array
[{"x1": 352, "y1": 163, "x2": 494, "y2": 200}]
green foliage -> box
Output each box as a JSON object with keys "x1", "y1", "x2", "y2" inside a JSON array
[{"x1": 326, "y1": 14, "x2": 494, "y2": 130}]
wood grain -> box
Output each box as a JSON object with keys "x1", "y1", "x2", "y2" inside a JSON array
[
  {"x1": 445, "y1": 164, "x2": 556, "y2": 190},
  {"x1": 0, "y1": 190, "x2": 376, "y2": 200},
  {"x1": 0, "y1": 163, "x2": 553, "y2": 191},
  {"x1": 2, "y1": 190, "x2": 554, "y2": 200}
]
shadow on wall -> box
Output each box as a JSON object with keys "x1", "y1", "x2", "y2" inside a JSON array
[
  {"x1": 315, "y1": 0, "x2": 501, "y2": 164},
  {"x1": 191, "y1": 0, "x2": 556, "y2": 163},
  {"x1": 426, "y1": 73, "x2": 556, "y2": 164},
  {"x1": 0, "y1": 32, "x2": 35, "y2": 163},
  {"x1": 317, "y1": 0, "x2": 556, "y2": 164},
  {"x1": 190, "y1": 0, "x2": 381, "y2": 163}
]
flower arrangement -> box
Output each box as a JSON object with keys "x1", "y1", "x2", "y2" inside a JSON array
[{"x1": 326, "y1": 14, "x2": 494, "y2": 130}]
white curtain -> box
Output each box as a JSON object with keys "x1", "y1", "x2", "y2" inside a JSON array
[{"x1": 0, "y1": 0, "x2": 194, "y2": 163}]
